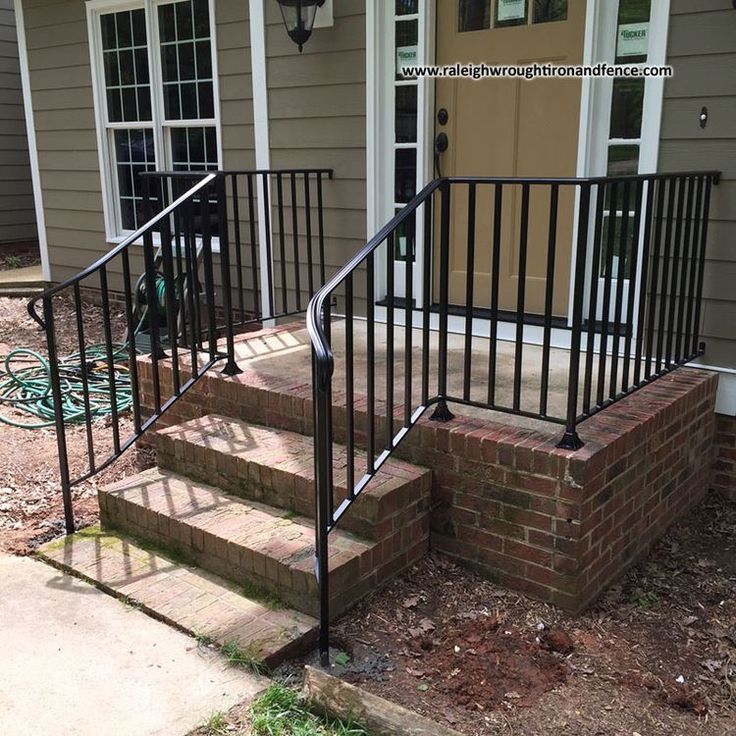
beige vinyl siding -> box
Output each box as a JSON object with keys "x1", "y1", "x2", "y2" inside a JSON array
[
  {"x1": 21, "y1": 0, "x2": 255, "y2": 285},
  {"x1": 0, "y1": 0, "x2": 36, "y2": 243},
  {"x1": 659, "y1": 1, "x2": 736, "y2": 370},
  {"x1": 264, "y1": 0, "x2": 367, "y2": 306}
]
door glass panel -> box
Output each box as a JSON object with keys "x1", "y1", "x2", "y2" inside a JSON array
[
  {"x1": 615, "y1": 0, "x2": 651, "y2": 64},
  {"x1": 395, "y1": 19, "x2": 418, "y2": 79},
  {"x1": 607, "y1": 144, "x2": 640, "y2": 177},
  {"x1": 395, "y1": 86, "x2": 417, "y2": 143},
  {"x1": 459, "y1": 0, "x2": 490, "y2": 32},
  {"x1": 533, "y1": 0, "x2": 566, "y2": 24},
  {"x1": 600, "y1": 214, "x2": 636, "y2": 279},
  {"x1": 495, "y1": 0, "x2": 527, "y2": 27},
  {"x1": 609, "y1": 79, "x2": 644, "y2": 139},
  {"x1": 396, "y1": 0, "x2": 418, "y2": 15},
  {"x1": 394, "y1": 209, "x2": 416, "y2": 262},
  {"x1": 600, "y1": 149, "x2": 640, "y2": 280},
  {"x1": 395, "y1": 148, "x2": 417, "y2": 203}
]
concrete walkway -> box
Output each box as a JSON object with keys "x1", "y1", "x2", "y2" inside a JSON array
[
  {"x1": 0, "y1": 555, "x2": 266, "y2": 736},
  {"x1": 0, "y1": 264, "x2": 45, "y2": 296}
]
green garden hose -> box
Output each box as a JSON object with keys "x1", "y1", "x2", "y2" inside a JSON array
[
  {"x1": 0, "y1": 268, "x2": 182, "y2": 429},
  {"x1": 0, "y1": 346, "x2": 132, "y2": 429}
]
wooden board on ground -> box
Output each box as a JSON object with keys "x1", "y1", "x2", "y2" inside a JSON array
[{"x1": 302, "y1": 665, "x2": 467, "y2": 736}]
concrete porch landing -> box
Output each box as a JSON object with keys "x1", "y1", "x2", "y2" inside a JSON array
[{"x1": 225, "y1": 318, "x2": 592, "y2": 435}]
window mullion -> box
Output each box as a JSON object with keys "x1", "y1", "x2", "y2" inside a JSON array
[{"x1": 146, "y1": 0, "x2": 167, "y2": 171}]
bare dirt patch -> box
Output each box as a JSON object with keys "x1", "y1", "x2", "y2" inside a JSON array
[
  {"x1": 293, "y1": 493, "x2": 736, "y2": 736},
  {"x1": 0, "y1": 296, "x2": 153, "y2": 555}
]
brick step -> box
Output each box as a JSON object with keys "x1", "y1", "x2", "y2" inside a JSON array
[
  {"x1": 99, "y1": 468, "x2": 425, "y2": 619},
  {"x1": 155, "y1": 414, "x2": 432, "y2": 540},
  {"x1": 37, "y1": 526, "x2": 316, "y2": 667}
]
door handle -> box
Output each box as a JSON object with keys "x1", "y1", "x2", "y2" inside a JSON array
[{"x1": 434, "y1": 133, "x2": 448, "y2": 177}]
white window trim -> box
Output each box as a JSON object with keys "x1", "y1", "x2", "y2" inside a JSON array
[{"x1": 86, "y1": 0, "x2": 223, "y2": 245}]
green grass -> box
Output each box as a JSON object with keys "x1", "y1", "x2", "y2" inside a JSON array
[
  {"x1": 250, "y1": 684, "x2": 368, "y2": 736},
  {"x1": 221, "y1": 640, "x2": 270, "y2": 676},
  {"x1": 241, "y1": 580, "x2": 286, "y2": 610},
  {"x1": 632, "y1": 590, "x2": 660, "y2": 609},
  {"x1": 194, "y1": 631, "x2": 215, "y2": 647},
  {"x1": 201, "y1": 711, "x2": 228, "y2": 735},
  {"x1": 3, "y1": 254, "x2": 22, "y2": 269}
]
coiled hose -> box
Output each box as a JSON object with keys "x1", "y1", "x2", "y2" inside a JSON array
[
  {"x1": 0, "y1": 270, "x2": 176, "y2": 429},
  {"x1": 0, "y1": 346, "x2": 133, "y2": 429}
]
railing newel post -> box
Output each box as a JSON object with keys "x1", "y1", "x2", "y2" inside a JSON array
[
  {"x1": 430, "y1": 178, "x2": 455, "y2": 423},
  {"x1": 557, "y1": 181, "x2": 591, "y2": 451},
  {"x1": 43, "y1": 295, "x2": 76, "y2": 534},
  {"x1": 216, "y1": 172, "x2": 243, "y2": 376},
  {"x1": 312, "y1": 298, "x2": 334, "y2": 667}
]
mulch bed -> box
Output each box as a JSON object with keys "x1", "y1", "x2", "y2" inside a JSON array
[
  {"x1": 0, "y1": 296, "x2": 154, "y2": 555},
  {"x1": 285, "y1": 493, "x2": 736, "y2": 736}
]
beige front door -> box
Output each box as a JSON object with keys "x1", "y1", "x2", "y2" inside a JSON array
[{"x1": 435, "y1": 0, "x2": 587, "y2": 315}]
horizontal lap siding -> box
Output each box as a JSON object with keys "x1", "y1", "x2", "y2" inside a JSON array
[
  {"x1": 660, "y1": 2, "x2": 736, "y2": 370},
  {"x1": 22, "y1": 0, "x2": 254, "y2": 285},
  {"x1": 0, "y1": 0, "x2": 36, "y2": 243},
  {"x1": 265, "y1": 0, "x2": 366, "y2": 305}
]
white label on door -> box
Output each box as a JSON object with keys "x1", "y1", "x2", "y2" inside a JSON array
[
  {"x1": 398, "y1": 236, "x2": 408, "y2": 258},
  {"x1": 497, "y1": 0, "x2": 526, "y2": 22},
  {"x1": 396, "y1": 45, "x2": 418, "y2": 74},
  {"x1": 617, "y1": 23, "x2": 649, "y2": 58}
]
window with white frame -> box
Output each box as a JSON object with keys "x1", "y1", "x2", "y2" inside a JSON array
[{"x1": 91, "y1": 0, "x2": 219, "y2": 237}]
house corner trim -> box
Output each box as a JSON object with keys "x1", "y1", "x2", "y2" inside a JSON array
[{"x1": 13, "y1": 0, "x2": 50, "y2": 282}]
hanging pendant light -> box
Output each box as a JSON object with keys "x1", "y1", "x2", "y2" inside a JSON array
[{"x1": 275, "y1": 0, "x2": 325, "y2": 52}]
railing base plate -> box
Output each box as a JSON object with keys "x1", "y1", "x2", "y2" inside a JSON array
[
  {"x1": 556, "y1": 430, "x2": 584, "y2": 451},
  {"x1": 429, "y1": 400, "x2": 455, "y2": 422},
  {"x1": 221, "y1": 360, "x2": 243, "y2": 376}
]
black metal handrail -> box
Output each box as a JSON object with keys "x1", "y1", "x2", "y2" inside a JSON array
[
  {"x1": 145, "y1": 168, "x2": 333, "y2": 329},
  {"x1": 28, "y1": 167, "x2": 331, "y2": 534},
  {"x1": 307, "y1": 170, "x2": 720, "y2": 663}
]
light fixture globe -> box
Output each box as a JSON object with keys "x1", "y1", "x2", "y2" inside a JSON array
[{"x1": 275, "y1": 0, "x2": 325, "y2": 52}]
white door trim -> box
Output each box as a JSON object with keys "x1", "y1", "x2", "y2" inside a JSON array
[
  {"x1": 570, "y1": 0, "x2": 671, "y2": 329},
  {"x1": 13, "y1": 0, "x2": 50, "y2": 282},
  {"x1": 366, "y1": 0, "x2": 434, "y2": 307}
]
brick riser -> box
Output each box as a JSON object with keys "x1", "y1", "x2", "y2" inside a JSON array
[
  {"x1": 139, "y1": 347, "x2": 719, "y2": 613},
  {"x1": 154, "y1": 414, "x2": 432, "y2": 542},
  {"x1": 99, "y1": 466, "x2": 429, "y2": 620},
  {"x1": 714, "y1": 414, "x2": 736, "y2": 500}
]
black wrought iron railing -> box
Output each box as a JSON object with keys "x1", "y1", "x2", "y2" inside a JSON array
[
  {"x1": 307, "y1": 170, "x2": 719, "y2": 662},
  {"x1": 144, "y1": 168, "x2": 332, "y2": 327},
  {"x1": 27, "y1": 167, "x2": 331, "y2": 533}
]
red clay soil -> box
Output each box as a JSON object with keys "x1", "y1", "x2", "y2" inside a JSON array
[
  {"x1": 414, "y1": 614, "x2": 568, "y2": 710},
  {"x1": 313, "y1": 493, "x2": 736, "y2": 736}
]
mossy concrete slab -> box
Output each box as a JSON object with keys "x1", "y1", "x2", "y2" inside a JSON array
[
  {"x1": 38, "y1": 526, "x2": 318, "y2": 667},
  {"x1": 0, "y1": 553, "x2": 264, "y2": 736}
]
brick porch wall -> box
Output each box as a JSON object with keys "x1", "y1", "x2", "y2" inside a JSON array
[
  {"x1": 713, "y1": 414, "x2": 736, "y2": 500},
  {"x1": 397, "y1": 370, "x2": 717, "y2": 612},
  {"x1": 138, "y1": 355, "x2": 718, "y2": 612}
]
